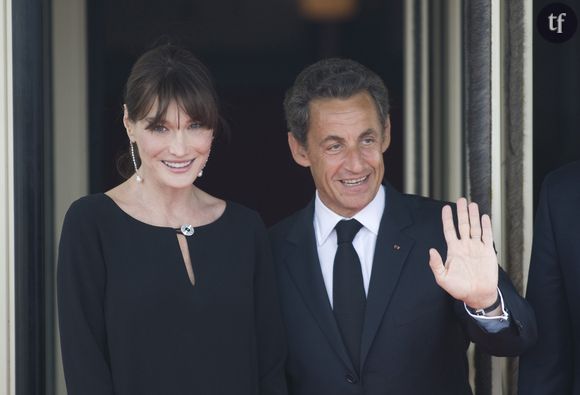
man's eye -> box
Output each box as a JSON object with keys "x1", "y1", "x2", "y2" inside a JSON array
[
  {"x1": 362, "y1": 137, "x2": 376, "y2": 145},
  {"x1": 327, "y1": 144, "x2": 342, "y2": 152}
]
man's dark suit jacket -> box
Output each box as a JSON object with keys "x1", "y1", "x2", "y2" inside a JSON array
[
  {"x1": 519, "y1": 161, "x2": 580, "y2": 394},
  {"x1": 270, "y1": 183, "x2": 536, "y2": 395}
]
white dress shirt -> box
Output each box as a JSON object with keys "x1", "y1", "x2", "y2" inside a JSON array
[
  {"x1": 313, "y1": 185, "x2": 509, "y2": 332},
  {"x1": 314, "y1": 185, "x2": 384, "y2": 307}
]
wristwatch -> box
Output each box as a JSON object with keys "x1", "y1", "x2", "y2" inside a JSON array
[{"x1": 467, "y1": 293, "x2": 501, "y2": 316}]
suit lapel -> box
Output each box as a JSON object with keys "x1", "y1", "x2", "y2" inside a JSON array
[
  {"x1": 284, "y1": 201, "x2": 355, "y2": 372},
  {"x1": 360, "y1": 184, "x2": 415, "y2": 370}
]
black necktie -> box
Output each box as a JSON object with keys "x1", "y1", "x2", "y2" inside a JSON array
[{"x1": 333, "y1": 219, "x2": 365, "y2": 373}]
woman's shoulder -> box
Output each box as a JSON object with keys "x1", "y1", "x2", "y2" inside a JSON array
[
  {"x1": 59, "y1": 194, "x2": 119, "y2": 245},
  {"x1": 67, "y1": 193, "x2": 110, "y2": 212},
  {"x1": 218, "y1": 200, "x2": 266, "y2": 231},
  {"x1": 223, "y1": 200, "x2": 265, "y2": 225},
  {"x1": 194, "y1": 186, "x2": 262, "y2": 226},
  {"x1": 63, "y1": 193, "x2": 115, "y2": 225}
]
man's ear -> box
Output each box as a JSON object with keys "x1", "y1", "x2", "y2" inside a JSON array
[
  {"x1": 287, "y1": 132, "x2": 311, "y2": 168},
  {"x1": 123, "y1": 104, "x2": 134, "y2": 141},
  {"x1": 381, "y1": 115, "x2": 391, "y2": 153}
]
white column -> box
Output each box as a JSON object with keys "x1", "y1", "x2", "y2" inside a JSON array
[
  {"x1": 490, "y1": 1, "x2": 506, "y2": 393},
  {"x1": 0, "y1": 0, "x2": 15, "y2": 394},
  {"x1": 444, "y1": 0, "x2": 464, "y2": 201},
  {"x1": 403, "y1": 0, "x2": 416, "y2": 194},
  {"x1": 490, "y1": 1, "x2": 534, "y2": 393},
  {"x1": 53, "y1": 0, "x2": 88, "y2": 393},
  {"x1": 521, "y1": 0, "x2": 533, "y2": 293}
]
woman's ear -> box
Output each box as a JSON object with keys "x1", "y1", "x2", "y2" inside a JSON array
[{"x1": 123, "y1": 104, "x2": 134, "y2": 141}]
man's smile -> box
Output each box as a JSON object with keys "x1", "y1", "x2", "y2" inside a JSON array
[{"x1": 339, "y1": 175, "x2": 369, "y2": 187}]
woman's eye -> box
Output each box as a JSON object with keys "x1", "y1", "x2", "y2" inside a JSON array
[
  {"x1": 189, "y1": 122, "x2": 202, "y2": 130},
  {"x1": 148, "y1": 124, "x2": 168, "y2": 133}
]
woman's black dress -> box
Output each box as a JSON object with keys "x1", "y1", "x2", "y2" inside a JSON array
[{"x1": 57, "y1": 194, "x2": 287, "y2": 395}]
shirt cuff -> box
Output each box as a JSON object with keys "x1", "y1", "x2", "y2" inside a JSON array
[{"x1": 464, "y1": 288, "x2": 510, "y2": 333}]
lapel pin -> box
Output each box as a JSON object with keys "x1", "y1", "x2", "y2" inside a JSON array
[{"x1": 393, "y1": 244, "x2": 401, "y2": 251}]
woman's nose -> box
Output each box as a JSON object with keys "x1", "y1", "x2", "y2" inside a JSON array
[{"x1": 168, "y1": 131, "x2": 187, "y2": 156}]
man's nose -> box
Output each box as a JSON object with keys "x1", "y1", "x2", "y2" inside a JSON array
[{"x1": 344, "y1": 147, "x2": 365, "y2": 172}]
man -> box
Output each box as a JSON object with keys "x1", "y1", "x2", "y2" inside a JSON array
[
  {"x1": 519, "y1": 161, "x2": 580, "y2": 394},
  {"x1": 270, "y1": 58, "x2": 536, "y2": 394}
]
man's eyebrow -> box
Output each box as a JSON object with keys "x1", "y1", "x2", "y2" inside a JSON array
[
  {"x1": 319, "y1": 135, "x2": 345, "y2": 145},
  {"x1": 359, "y1": 128, "x2": 379, "y2": 138}
]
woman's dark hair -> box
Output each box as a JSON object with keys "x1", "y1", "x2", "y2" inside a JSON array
[
  {"x1": 124, "y1": 44, "x2": 220, "y2": 129},
  {"x1": 118, "y1": 44, "x2": 226, "y2": 178}
]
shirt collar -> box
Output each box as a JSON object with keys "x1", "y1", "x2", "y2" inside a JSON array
[{"x1": 314, "y1": 185, "x2": 385, "y2": 246}]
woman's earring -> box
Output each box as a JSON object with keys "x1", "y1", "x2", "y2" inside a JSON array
[
  {"x1": 197, "y1": 149, "x2": 210, "y2": 178},
  {"x1": 130, "y1": 141, "x2": 143, "y2": 183}
]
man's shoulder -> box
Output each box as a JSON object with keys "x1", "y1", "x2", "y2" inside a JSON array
[
  {"x1": 394, "y1": 190, "x2": 449, "y2": 220},
  {"x1": 384, "y1": 187, "x2": 452, "y2": 234},
  {"x1": 543, "y1": 160, "x2": 580, "y2": 194},
  {"x1": 399, "y1": 191, "x2": 448, "y2": 209},
  {"x1": 269, "y1": 206, "x2": 309, "y2": 244}
]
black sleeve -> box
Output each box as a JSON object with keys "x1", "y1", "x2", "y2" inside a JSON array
[
  {"x1": 518, "y1": 177, "x2": 573, "y2": 394},
  {"x1": 252, "y1": 214, "x2": 288, "y2": 395},
  {"x1": 463, "y1": 267, "x2": 537, "y2": 355},
  {"x1": 57, "y1": 200, "x2": 115, "y2": 394},
  {"x1": 444, "y1": 203, "x2": 537, "y2": 357}
]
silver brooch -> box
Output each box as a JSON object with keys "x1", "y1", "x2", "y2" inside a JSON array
[{"x1": 180, "y1": 224, "x2": 195, "y2": 236}]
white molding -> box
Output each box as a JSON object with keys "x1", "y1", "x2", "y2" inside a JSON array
[
  {"x1": 403, "y1": 0, "x2": 430, "y2": 197},
  {"x1": 53, "y1": 0, "x2": 89, "y2": 232},
  {"x1": 491, "y1": 0, "x2": 503, "y2": 262},
  {"x1": 521, "y1": 0, "x2": 533, "y2": 293},
  {"x1": 419, "y1": 0, "x2": 430, "y2": 196},
  {"x1": 53, "y1": 0, "x2": 88, "y2": 393},
  {"x1": 403, "y1": 0, "x2": 415, "y2": 194},
  {"x1": 491, "y1": 1, "x2": 504, "y2": 393},
  {"x1": 446, "y1": 0, "x2": 463, "y2": 200},
  {"x1": 0, "y1": 0, "x2": 15, "y2": 394}
]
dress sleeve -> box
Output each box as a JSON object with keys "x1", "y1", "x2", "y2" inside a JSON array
[
  {"x1": 518, "y1": 177, "x2": 573, "y2": 394},
  {"x1": 252, "y1": 215, "x2": 288, "y2": 395},
  {"x1": 57, "y1": 200, "x2": 115, "y2": 394}
]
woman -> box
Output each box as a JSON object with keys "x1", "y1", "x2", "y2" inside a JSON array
[{"x1": 57, "y1": 44, "x2": 286, "y2": 395}]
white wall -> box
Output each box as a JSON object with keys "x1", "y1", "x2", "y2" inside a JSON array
[
  {"x1": 0, "y1": 0, "x2": 15, "y2": 394},
  {"x1": 52, "y1": 0, "x2": 89, "y2": 393}
]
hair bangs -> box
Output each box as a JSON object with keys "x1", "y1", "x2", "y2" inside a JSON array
[{"x1": 141, "y1": 70, "x2": 219, "y2": 131}]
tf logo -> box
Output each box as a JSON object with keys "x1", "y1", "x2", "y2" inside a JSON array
[{"x1": 538, "y1": 3, "x2": 578, "y2": 43}]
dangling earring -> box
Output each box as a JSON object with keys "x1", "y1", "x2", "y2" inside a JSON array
[
  {"x1": 197, "y1": 148, "x2": 210, "y2": 178},
  {"x1": 130, "y1": 141, "x2": 143, "y2": 183}
]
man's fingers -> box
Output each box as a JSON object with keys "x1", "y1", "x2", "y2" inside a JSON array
[
  {"x1": 456, "y1": 198, "x2": 470, "y2": 239},
  {"x1": 481, "y1": 214, "x2": 493, "y2": 245},
  {"x1": 428, "y1": 248, "x2": 446, "y2": 285},
  {"x1": 442, "y1": 205, "x2": 457, "y2": 243},
  {"x1": 468, "y1": 202, "x2": 482, "y2": 239}
]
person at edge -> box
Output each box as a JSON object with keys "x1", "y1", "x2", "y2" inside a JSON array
[
  {"x1": 519, "y1": 160, "x2": 580, "y2": 394},
  {"x1": 57, "y1": 44, "x2": 287, "y2": 395},
  {"x1": 269, "y1": 57, "x2": 537, "y2": 394}
]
